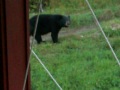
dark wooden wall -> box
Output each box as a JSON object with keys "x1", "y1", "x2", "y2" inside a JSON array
[{"x1": 0, "y1": 0, "x2": 30, "y2": 90}]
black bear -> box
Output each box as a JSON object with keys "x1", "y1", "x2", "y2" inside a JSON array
[{"x1": 29, "y1": 14, "x2": 70, "y2": 43}]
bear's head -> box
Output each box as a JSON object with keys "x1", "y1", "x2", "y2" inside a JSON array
[{"x1": 59, "y1": 15, "x2": 70, "y2": 27}]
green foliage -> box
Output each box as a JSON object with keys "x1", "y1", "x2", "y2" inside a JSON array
[
  {"x1": 29, "y1": 0, "x2": 120, "y2": 13},
  {"x1": 29, "y1": 0, "x2": 40, "y2": 12}
]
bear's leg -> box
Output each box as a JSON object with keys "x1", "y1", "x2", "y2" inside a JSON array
[
  {"x1": 51, "y1": 33, "x2": 58, "y2": 43},
  {"x1": 35, "y1": 35, "x2": 42, "y2": 44}
]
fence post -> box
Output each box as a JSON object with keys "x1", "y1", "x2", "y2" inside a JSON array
[{"x1": 0, "y1": 0, "x2": 30, "y2": 90}]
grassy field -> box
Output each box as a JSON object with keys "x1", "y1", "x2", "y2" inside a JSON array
[
  {"x1": 29, "y1": 0, "x2": 120, "y2": 90},
  {"x1": 30, "y1": 18, "x2": 120, "y2": 90}
]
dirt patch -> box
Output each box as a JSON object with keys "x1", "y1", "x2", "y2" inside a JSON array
[
  {"x1": 41, "y1": 25, "x2": 97, "y2": 41},
  {"x1": 30, "y1": 20, "x2": 119, "y2": 43},
  {"x1": 111, "y1": 23, "x2": 120, "y2": 30},
  {"x1": 98, "y1": 9, "x2": 114, "y2": 21}
]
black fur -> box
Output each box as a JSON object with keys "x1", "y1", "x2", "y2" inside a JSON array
[{"x1": 30, "y1": 14, "x2": 70, "y2": 43}]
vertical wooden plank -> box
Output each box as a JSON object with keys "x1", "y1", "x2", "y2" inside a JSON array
[
  {"x1": 0, "y1": 0, "x2": 30, "y2": 90},
  {"x1": 0, "y1": 0, "x2": 8, "y2": 90}
]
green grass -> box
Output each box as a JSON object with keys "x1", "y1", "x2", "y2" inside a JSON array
[
  {"x1": 30, "y1": 18, "x2": 120, "y2": 90},
  {"x1": 29, "y1": 1, "x2": 120, "y2": 89},
  {"x1": 30, "y1": 0, "x2": 120, "y2": 13}
]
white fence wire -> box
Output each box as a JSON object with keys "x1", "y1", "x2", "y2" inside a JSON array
[{"x1": 85, "y1": 0, "x2": 120, "y2": 66}]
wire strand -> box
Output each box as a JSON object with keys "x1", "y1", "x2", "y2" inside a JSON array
[
  {"x1": 31, "y1": 49, "x2": 63, "y2": 90},
  {"x1": 22, "y1": 0, "x2": 42, "y2": 90},
  {"x1": 85, "y1": 0, "x2": 120, "y2": 66},
  {"x1": 23, "y1": 0, "x2": 62, "y2": 90}
]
